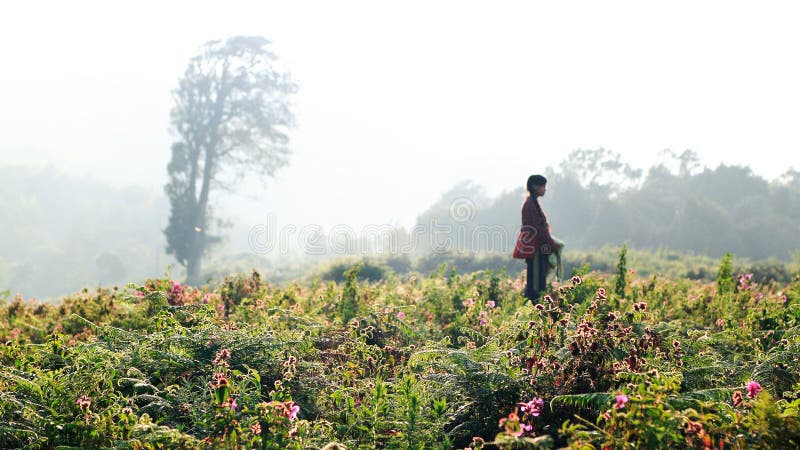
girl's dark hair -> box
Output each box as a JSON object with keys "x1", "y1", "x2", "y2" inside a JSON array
[{"x1": 527, "y1": 174, "x2": 547, "y2": 193}]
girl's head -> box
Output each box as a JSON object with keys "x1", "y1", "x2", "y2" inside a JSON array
[{"x1": 527, "y1": 174, "x2": 547, "y2": 196}]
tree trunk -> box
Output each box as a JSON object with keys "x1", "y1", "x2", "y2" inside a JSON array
[
  {"x1": 186, "y1": 151, "x2": 215, "y2": 285},
  {"x1": 185, "y1": 65, "x2": 228, "y2": 286},
  {"x1": 186, "y1": 250, "x2": 202, "y2": 285}
]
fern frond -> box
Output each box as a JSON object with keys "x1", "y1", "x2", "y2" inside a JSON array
[{"x1": 550, "y1": 392, "x2": 613, "y2": 412}]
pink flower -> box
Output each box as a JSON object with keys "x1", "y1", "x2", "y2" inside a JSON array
[
  {"x1": 462, "y1": 298, "x2": 475, "y2": 308},
  {"x1": 746, "y1": 381, "x2": 762, "y2": 399},
  {"x1": 135, "y1": 291, "x2": 144, "y2": 297},
  {"x1": 479, "y1": 319, "x2": 487, "y2": 327},
  {"x1": 571, "y1": 275, "x2": 582, "y2": 285},
  {"x1": 614, "y1": 394, "x2": 628, "y2": 409},
  {"x1": 396, "y1": 311, "x2": 406, "y2": 320},
  {"x1": 486, "y1": 300, "x2": 496, "y2": 309},
  {"x1": 76, "y1": 395, "x2": 91, "y2": 410},
  {"x1": 519, "y1": 397, "x2": 544, "y2": 417},
  {"x1": 289, "y1": 402, "x2": 300, "y2": 420},
  {"x1": 213, "y1": 349, "x2": 231, "y2": 366},
  {"x1": 251, "y1": 422, "x2": 262, "y2": 435},
  {"x1": 738, "y1": 274, "x2": 752, "y2": 291}
]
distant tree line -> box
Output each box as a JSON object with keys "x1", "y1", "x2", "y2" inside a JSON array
[
  {"x1": 0, "y1": 165, "x2": 174, "y2": 299},
  {"x1": 414, "y1": 149, "x2": 800, "y2": 261}
]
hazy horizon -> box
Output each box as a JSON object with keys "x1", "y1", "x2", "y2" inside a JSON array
[{"x1": 2, "y1": 1, "x2": 800, "y2": 234}]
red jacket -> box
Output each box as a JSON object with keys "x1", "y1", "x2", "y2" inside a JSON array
[{"x1": 513, "y1": 195, "x2": 556, "y2": 259}]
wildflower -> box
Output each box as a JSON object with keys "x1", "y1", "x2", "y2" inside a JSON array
[
  {"x1": 596, "y1": 288, "x2": 607, "y2": 300},
  {"x1": 607, "y1": 312, "x2": 618, "y2": 320},
  {"x1": 571, "y1": 275, "x2": 582, "y2": 285},
  {"x1": 486, "y1": 300, "x2": 496, "y2": 308},
  {"x1": 543, "y1": 294, "x2": 553, "y2": 303},
  {"x1": 251, "y1": 422, "x2": 262, "y2": 435},
  {"x1": 746, "y1": 381, "x2": 762, "y2": 399},
  {"x1": 212, "y1": 372, "x2": 229, "y2": 388},
  {"x1": 122, "y1": 406, "x2": 133, "y2": 415},
  {"x1": 673, "y1": 339, "x2": 681, "y2": 348},
  {"x1": 179, "y1": 403, "x2": 191, "y2": 414},
  {"x1": 462, "y1": 298, "x2": 475, "y2": 307},
  {"x1": 479, "y1": 319, "x2": 488, "y2": 327},
  {"x1": 519, "y1": 397, "x2": 544, "y2": 417},
  {"x1": 686, "y1": 420, "x2": 704, "y2": 435},
  {"x1": 135, "y1": 291, "x2": 144, "y2": 298},
  {"x1": 227, "y1": 397, "x2": 238, "y2": 411},
  {"x1": 613, "y1": 394, "x2": 628, "y2": 409},
  {"x1": 732, "y1": 390, "x2": 744, "y2": 407},
  {"x1": 76, "y1": 395, "x2": 91, "y2": 410},
  {"x1": 738, "y1": 274, "x2": 751, "y2": 291},
  {"x1": 534, "y1": 303, "x2": 544, "y2": 310},
  {"x1": 289, "y1": 402, "x2": 300, "y2": 420},
  {"x1": 396, "y1": 311, "x2": 406, "y2": 320},
  {"x1": 168, "y1": 280, "x2": 185, "y2": 305},
  {"x1": 213, "y1": 349, "x2": 231, "y2": 366},
  {"x1": 498, "y1": 410, "x2": 524, "y2": 437}
]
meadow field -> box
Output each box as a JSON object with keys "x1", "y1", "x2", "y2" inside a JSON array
[{"x1": 2, "y1": 254, "x2": 800, "y2": 449}]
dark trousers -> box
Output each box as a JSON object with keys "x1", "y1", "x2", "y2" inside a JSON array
[{"x1": 525, "y1": 252, "x2": 547, "y2": 301}]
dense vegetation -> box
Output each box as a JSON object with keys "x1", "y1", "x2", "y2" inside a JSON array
[{"x1": 2, "y1": 253, "x2": 800, "y2": 449}]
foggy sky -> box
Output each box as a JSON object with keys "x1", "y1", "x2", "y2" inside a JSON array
[{"x1": 2, "y1": 1, "x2": 799, "y2": 235}]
